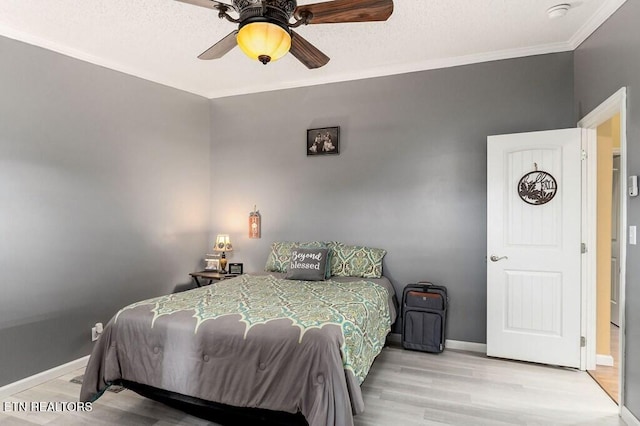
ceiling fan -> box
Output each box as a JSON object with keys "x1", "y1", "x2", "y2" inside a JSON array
[{"x1": 176, "y1": 0, "x2": 394, "y2": 69}]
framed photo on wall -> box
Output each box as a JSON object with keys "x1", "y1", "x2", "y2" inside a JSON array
[{"x1": 307, "y1": 127, "x2": 339, "y2": 156}]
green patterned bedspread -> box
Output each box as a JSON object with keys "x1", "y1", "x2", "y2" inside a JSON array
[{"x1": 116, "y1": 274, "x2": 391, "y2": 384}]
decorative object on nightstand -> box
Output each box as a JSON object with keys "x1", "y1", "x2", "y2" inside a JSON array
[
  {"x1": 214, "y1": 234, "x2": 233, "y2": 274},
  {"x1": 204, "y1": 253, "x2": 221, "y2": 271},
  {"x1": 228, "y1": 263, "x2": 243, "y2": 275}
]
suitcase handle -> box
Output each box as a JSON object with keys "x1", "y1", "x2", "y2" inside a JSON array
[
  {"x1": 417, "y1": 281, "x2": 434, "y2": 290},
  {"x1": 414, "y1": 281, "x2": 449, "y2": 304},
  {"x1": 407, "y1": 290, "x2": 441, "y2": 299}
]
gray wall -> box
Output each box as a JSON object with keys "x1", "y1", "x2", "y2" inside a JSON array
[
  {"x1": 209, "y1": 52, "x2": 575, "y2": 341},
  {"x1": 0, "y1": 36, "x2": 211, "y2": 386},
  {"x1": 574, "y1": 0, "x2": 640, "y2": 418}
]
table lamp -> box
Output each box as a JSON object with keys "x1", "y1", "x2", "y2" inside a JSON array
[{"x1": 214, "y1": 234, "x2": 233, "y2": 273}]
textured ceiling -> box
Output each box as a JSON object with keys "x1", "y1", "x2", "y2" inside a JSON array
[{"x1": 0, "y1": 0, "x2": 627, "y2": 99}]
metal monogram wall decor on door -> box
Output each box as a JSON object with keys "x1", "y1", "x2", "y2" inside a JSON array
[{"x1": 517, "y1": 163, "x2": 557, "y2": 205}]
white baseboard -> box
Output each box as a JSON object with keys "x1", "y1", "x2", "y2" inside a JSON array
[
  {"x1": 596, "y1": 353, "x2": 615, "y2": 366},
  {"x1": 445, "y1": 339, "x2": 487, "y2": 353},
  {"x1": 0, "y1": 355, "x2": 89, "y2": 401},
  {"x1": 386, "y1": 333, "x2": 487, "y2": 354},
  {"x1": 622, "y1": 406, "x2": 640, "y2": 426}
]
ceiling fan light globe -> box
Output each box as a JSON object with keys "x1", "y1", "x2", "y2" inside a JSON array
[{"x1": 237, "y1": 22, "x2": 291, "y2": 64}]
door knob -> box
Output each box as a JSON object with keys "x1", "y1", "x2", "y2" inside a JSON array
[{"x1": 490, "y1": 255, "x2": 508, "y2": 262}]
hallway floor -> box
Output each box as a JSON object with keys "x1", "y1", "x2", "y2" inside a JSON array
[{"x1": 588, "y1": 323, "x2": 620, "y2": 403}]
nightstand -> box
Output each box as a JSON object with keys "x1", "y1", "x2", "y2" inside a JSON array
[{"x1": 189, "y1": 271, "x2": 237, "y2": 287}]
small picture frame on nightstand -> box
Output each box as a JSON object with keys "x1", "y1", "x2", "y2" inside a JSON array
[
  {"x1": 204, "y1": 253, "x2": 221, "y2": 272},
  {"x1": 228, "y1": 263, "x2": 243, "y2": 275},
  {"x1": 204, "y1": 259, "x2": 219, "y2": 272}
]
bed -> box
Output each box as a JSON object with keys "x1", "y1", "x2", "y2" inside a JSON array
[{"x1": 80, "y1": 271, "x2": 396, "y2": 426}]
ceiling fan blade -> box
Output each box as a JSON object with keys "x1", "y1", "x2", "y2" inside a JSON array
[
  {"x1": 294, "y1": 0, "x2": 393, "y2": 24},
  {"x1": 198, "y1": 30, "x2": 238, "y2": 60},
  {"x1": 175, "y1": 0, "x2": 234, "y2": 11},
  {"x1": 289, "y1": 30, "x2": 330, "y2": 69}
]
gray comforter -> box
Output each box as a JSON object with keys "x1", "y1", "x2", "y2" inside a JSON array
[{"x1": 80, "y1": 273, "x2": 395, "y2": 426}]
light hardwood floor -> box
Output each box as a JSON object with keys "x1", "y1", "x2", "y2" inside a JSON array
[
  {"x1": 588, "y1": 323, "x2": 620, "y2": 403},
  {"x1": 1, "y1": 346, "x2": 623, "y2": 426}
]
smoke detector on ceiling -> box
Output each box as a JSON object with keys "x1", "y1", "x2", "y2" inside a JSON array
[{"x1": 547, "y1": 4, "x2": 572, "y2": 19}]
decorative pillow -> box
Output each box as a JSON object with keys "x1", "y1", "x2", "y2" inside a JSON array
[
  {"x1": 300, "y1": 242, "x2": 332, "y2": 278},
  {"x1": 285, "y1": 248, "x2": 330, "y2": 281},
  {"x1": 299, "y1": 241, "x2": 328, "y2": 249},
  {"x1": 330, "y1": 244, "x2": 386, "y2": 278},
  {"x1": 264, "y1": 241, "x2": 331, "y2": 274},
  {"x1": 322, "y1": 241, "x2": 343, "y2": 252},
  {"x1": 264, "y1": 241, "x2": 298, "y2": 273}
]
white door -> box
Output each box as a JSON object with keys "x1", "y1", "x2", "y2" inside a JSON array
[{"x1": 487, "y1": 128, "x2": 583, "y2": 368}]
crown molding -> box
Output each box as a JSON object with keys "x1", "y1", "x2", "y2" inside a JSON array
[
  {"x1": 569, "y1": 0, "x2": 628, "y2": 49},
  {"x1": 207, "y1": 41, "x2": 573, "y2": 99},
  {"x1": 0, "y1": 24, "x2": 205, "y2": 98}
]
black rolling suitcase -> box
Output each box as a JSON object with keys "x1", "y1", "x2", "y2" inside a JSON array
[{"x1": 402, "y1": 282, "x2": 448, "y2": 353}]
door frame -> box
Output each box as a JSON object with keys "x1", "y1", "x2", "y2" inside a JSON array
[{"x1": 577, "y1": 87, "x2": 627, "y2": 408}]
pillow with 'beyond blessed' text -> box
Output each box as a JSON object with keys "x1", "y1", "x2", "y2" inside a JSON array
[
  {"x1": 265, "y1": 241, "x2": 331, "y2": 274},
  {"x1": 285, "y1": 248, "x2": 330, "y2": 281}
]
